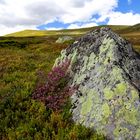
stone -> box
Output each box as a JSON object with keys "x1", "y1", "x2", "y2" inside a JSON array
[
  {"x1": 54, "y1": 27, "x2": 140, "y2": 140},
  {"x1": 55, "y1": 36, "x2": 74, "y2": 43}
]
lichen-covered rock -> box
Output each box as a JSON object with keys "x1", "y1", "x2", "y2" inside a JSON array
[
  {"x1": 55, "y1": 36, "x2": 73, "y2": 43},
  {"x1": 54, "y1": 27, "x2": 140, "y2": 140}
]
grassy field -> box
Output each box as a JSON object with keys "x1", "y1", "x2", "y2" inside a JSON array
[
  {"x1": 0, "y1": 25, "x2": 140, "y2": 139},
  {"x1": 0, "y1": 35, "x2": 105, "y2": 139}
]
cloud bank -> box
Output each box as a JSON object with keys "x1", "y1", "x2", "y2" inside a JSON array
[{"x1": 0, "y1": 0, "x2": 140, "y2": 35}]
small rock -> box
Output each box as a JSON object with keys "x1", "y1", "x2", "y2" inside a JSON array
[{"x1": 55, "y1": 36, "x2": 73, "y2": 43}]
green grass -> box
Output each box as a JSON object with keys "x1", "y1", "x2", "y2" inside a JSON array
[
  {"x1": 117, "y1": 23, "x2": 140, "y2": 33},
  {"x1": 0, "y1": 36, "x2": 105, "y2": 140},
  {"x1": 0, "y1": 25, "x2": 140, "y2": 139}
]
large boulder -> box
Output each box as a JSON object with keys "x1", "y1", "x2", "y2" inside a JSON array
[{"x1": 54, "y1": 27, "x2": 140, "y2": 140}]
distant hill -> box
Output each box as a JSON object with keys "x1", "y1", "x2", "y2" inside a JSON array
[
  {"x1": 5, "y1": 25, "x2": 129, "y2": 37},
  {"x1": 117, "y1": 23, "x2": 140, "y2": 34},
  {"x1": 2, "y1": 24, "x2": 140, "y2": 53}
]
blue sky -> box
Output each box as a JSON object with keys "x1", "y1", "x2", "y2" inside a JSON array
[
  {"x1": 116, "y1": 0, "x2": 140, "y2": 13},
  {"x1": 0, "y1": 0, "x2": 140, "y2": 35},
  {"x1": 37, "y1": 0, "x2": 140, "y2": 30}
]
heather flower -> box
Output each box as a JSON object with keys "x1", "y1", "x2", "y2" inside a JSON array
[{"x1": 32, "y1": 58, "x2": 77, "y2": 111}]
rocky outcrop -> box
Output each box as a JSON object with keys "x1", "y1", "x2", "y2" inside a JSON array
[
  {"x1": 54, "y1": 27, "x2": 140, "y2": 140},
  {"x1": 55, "y1": 36, "x2": 73, "y2": 43}
]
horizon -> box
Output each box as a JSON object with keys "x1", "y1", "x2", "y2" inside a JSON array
[
  {"x1": 0, "y1": 0, "x2": 140, "y2": 36},
  {"x1": 2, "y1": 24, "x2": 135, "y2": 36}
]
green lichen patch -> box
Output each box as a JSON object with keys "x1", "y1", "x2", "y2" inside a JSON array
[
  {"x1": 131, "y1": 89, "x2": 139, "y2": 101},
  {"x1": 99, "y1": 38, "x2": 116, "y2": 61},
  {"x1": 75, "y1": 74, "x2": 87, "y2": 84},
  {"x1": 125, "y1": 108, "x2": 138, "y2": 125},
  {"x1": 114, "y1": 82, "x2": 127, "y2": 96},
  {"x1": 54, "y1": 49, "x2": 67, "y2": 66},
  {"x1": 81, "y1": 56, "x2": 89, "y2": 73},
  {"x1": 117, "y1": 105, "x2": 138, "y2": 125},
  {"x1": 135, "y1": 129, "x2": 140, "y2": 139},
  {"x1": 111, "y1": 67, "x2": 123, "y2": 81},
  {"x1": 81, "y1": 89, "x2": 94, "y2": 115},
  {"x1": 124, "y1": 102, "x2": 131, "y2": 109},
  {"x1": 87, "y1": 52, "x2": 96, "y2": 69},
  {"x1": 104, "y1": 87, "x2": 114, "y2": 100},
  {"x1": 102, "y1": 103, "x2": 111, "y2": 119},
  {"x1": 71, "y1": 49, "x2": 77, "y2": 64},
  {"x1": 113, "y1": 125, "x2": 129, "y2": 139},
  {"x1": 90, "y1": 104, "x2": 102, "y2": 117}
]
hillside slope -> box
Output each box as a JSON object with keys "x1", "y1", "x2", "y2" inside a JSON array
[
  {"x1": 5, "y1": 25, "x2": 129, "y2": 37},
  {"x1": 117, "y1": 23, "x2": 140, "y2": 33},
  {"x1": 4, "y1": 24, "x2": 140, "y2": 53}
]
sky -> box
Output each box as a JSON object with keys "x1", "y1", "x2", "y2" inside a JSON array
[{"x1": 0, "y1": 0, "x2": 140, "y2": 35}]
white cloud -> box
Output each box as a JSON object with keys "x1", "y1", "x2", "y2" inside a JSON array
[
  {"x1": 58, "y1": 0, "x2": 118, "y2": 23},
  {"x1": 0, "y1": 0, "x2": 140, "y2": 35},
  {"x1": 0, "y1": 25, "x2": 37, "y2": 36},
  {"x1": 0, "y1": 0, "x2": 5, "y2": 4},
  {"x1": 0, "y1": 0, "x2": 118, "y2": 35},
  {"x1": 107, "y1": 12, "x2": 140, "y2": 25},
  {"x1": 68, "y1": 22, "x2": 98, "y2": 29},
  {"x1": 45, "y1": 27, "x2": 63, "y2": 30}
]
